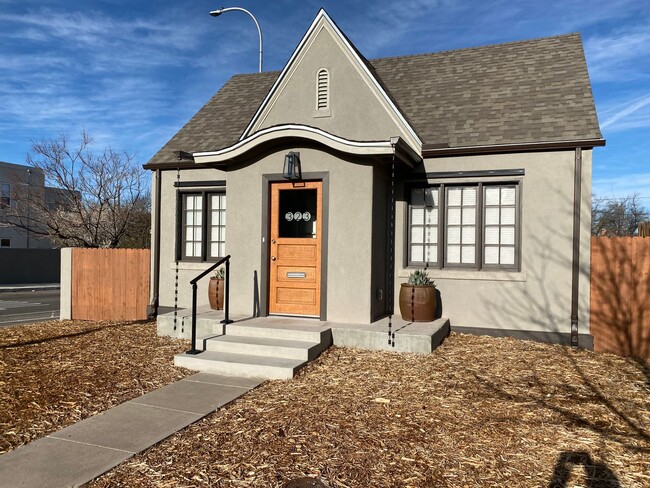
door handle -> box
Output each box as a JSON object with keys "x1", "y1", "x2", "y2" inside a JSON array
[{"x1": 271, "y1": 256, "x2": 276, "y2": 261}]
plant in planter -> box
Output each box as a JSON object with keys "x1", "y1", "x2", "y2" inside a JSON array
[
  {"x1": 399, "y1": 269, "x2": 437, "y2": 322},
  {"x1": 208, "y1": 267, "x2": 225, "y2": 310}
]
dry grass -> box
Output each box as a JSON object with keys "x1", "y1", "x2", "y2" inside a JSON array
[
  {"x1": 0, "y1": 320, "x2": 191, "y2": 453},
  {"x1": 86, "y1": 333, "x2": 650, "y2": 488}
]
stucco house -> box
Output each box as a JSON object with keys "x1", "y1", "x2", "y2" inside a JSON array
[{"x1": 146, "y1": 9, "x2": 604, "y2": 349}]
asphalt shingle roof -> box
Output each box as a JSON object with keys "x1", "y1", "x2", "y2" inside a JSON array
[{"x1": 147, "y1": 33, "x2": 602, "y2": 166}]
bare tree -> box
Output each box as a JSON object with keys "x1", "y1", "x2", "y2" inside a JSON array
[
  {"x1": 6, "y1": 131, "x2": 150, "y2": 248},
  {"x1": 592, "y1": 193, "x2": 649, "y2": 236}
]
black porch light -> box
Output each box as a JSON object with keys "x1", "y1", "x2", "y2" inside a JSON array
[{"x1": 282, "y1": 151, "x2": 302, "y2": 180}]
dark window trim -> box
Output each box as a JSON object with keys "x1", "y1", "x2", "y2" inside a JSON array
[
  {"x1": 174, "y1": 180, "x2": 226, "y2": 188},
  {"x1": 176, "y1": 189, "x2": 226, "y2": 263},
  {"x1": 0, "y1": 238, "x2": 10, "y2": 247},
  {"x1": 406, "y1": 179, "x2": 522, "y2": 272}
]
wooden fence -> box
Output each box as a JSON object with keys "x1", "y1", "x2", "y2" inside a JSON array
[
  {"x1": 70, "y1": 248, "x2": 150, "y2": 321},
  {"x1": 590, "y1": 237, "x2": 650, "y2": 359}
]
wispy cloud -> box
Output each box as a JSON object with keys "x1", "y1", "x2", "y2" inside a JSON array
[{"x1": 600, "y1": 93, "x2": 650, "y2": 131}]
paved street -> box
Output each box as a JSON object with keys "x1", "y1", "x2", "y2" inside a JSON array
[{"x1": 0, "y1": 290, "x2": 60, "y2": 327}]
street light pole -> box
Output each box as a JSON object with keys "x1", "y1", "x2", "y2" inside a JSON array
[{"x1": 209, "y1": 7, "x2": 263, "y2": 73}]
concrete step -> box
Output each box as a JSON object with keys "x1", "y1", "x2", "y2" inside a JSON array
[
  {"x1": 174, "y1": 351, "x2": 306, "y2": 379},
  {"x1": 225, "y1": 322, "x2": 332, "y2": 344},
  {"x1": 205, "y1": 335, "x2": 326, "y2": 360}
]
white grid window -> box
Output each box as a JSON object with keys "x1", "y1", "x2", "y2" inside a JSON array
[
  {"x1": 180, "y1": 191, "x2": 226, "y2": 261},
  {"x1": 409, "y1": 188, "x2": 438, "y2": 265},
  {"x1": 446, "y1": 186, "x2": 477, "y2": 265},
  {"x1": 484, "y1": 186, "x2": 517, "y2": 266},
  {"x1": 209, "y1": 194, "x2": 226, "y2": 259},
  {"x1": 408, "y1": 182, "x2": 519, "y2": 271},
  {"x1": 183, "y1": 194, "x2": 203, "y2": 259}
]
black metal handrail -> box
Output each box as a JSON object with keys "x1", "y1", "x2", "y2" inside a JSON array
[{"x1": 187, "y1": 255, "x2": 233, "y2": 354}]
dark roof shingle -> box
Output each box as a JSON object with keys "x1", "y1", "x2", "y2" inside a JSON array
[{"x1": 148, "y1": 33, "x2": 601, "y2": 166}]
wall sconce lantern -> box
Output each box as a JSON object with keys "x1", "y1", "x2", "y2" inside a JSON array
[{"x1": 282, "y1": 151, "x2": 302, "y2": 180}]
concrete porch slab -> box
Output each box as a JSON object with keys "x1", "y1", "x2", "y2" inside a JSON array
[
  {"x1": 329, "y1": 317, "x2": 450, "y2": 354},
  {"x1": 49, "y1": 401, "x2": 202, "y2": 453},
  {"x1": 0, "y1": 436, "x2": 132, "y2": 488}
]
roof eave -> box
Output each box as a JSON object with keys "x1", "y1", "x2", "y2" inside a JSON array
[{"x1": 422, "y1": 138, "x2": 606, "y2": 158}]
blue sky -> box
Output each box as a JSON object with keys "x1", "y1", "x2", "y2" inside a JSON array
[{"x1": 1, "y1": 0, "x2": 648, "y2": 201}]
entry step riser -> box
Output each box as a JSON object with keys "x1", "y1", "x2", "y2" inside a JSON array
[
  {"x1": 225, "y1": 324, "x2": 332, "y2": 344},
  {"x1": 205, "y1": 339, "x2": 325, "y2": 361},
  {"x1": 174, "y1": 355, "x2": 302, "y2": 380}
]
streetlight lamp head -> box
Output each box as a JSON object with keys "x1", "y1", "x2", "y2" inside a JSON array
[{"x1": 209, "y1": 9, "x2": 224, "y2": 17}]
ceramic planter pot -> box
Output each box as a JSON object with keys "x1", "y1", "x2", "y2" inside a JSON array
[
  {"x1": 208, "y1": 277, "x2": 224, "y2": 310},
  {"x1": 399, "y1": 283, "x2": 436, "y2": 322}
]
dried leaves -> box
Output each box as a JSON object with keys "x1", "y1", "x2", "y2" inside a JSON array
[
  {"x1": 88, "y1": 333, "x2": 649, "y2": 488},
  {"x1": 0, "y1": 320, "x2": 191, "y2": 453}
]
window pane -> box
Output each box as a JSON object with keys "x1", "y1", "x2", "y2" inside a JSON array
[
  {"x1": 411, "y1": 245, "x2": 423, "y2": 262},
  {"x1": 426, "y1": 188, "x2": 439, "y2": 207},
  {"x1": 501, "y1": 247, "x2": 515, "y2": 265},
  {"x1": 220, "y1": 210, "x2": 226, "y2": 226},
  {"x1": 210, "y1": 242, "x2": 218, "y2": 256},
  {"x1": 462, "y1": 207, "x2": 475, "y2": 225},
  {"x1": 501, "y1": 207, "x2": 515, "y2": 225},
  {"x1": 501, "y1": 187, "x2": 516, "y2": 205},
  {"x1": 426, "y1": 245, "x2": 437, "y2": 261},
  {"x1": 428, "y1": 226, "x2": 438, "y2": 244},
  {"x1": 448, "y1": 226, "x2": 461, "y2": 244},
  {"x1": 485, "y1": 187, "x2": 500, "y2": 206},
  {"x1": 462, "y1": 226, "x2": 475, "y2": 244},
  {"x1": 447, "y1": 188, "x2": 462, "y2": 206},
  {"x1": 448, "y1": 208, "x2": 461, "y2": 225},
  {"x1": 219, "y1": 243, "x2": 226, "y2": 257},
  {"x1": 425, "y1": 208, "x2": 437, "y2": 224},
  {"x1": 461, "y1": 246, "x2": 475, "y2": 264},
  {"x1": 463, "y1": 187, "x2": 477, "y2": 206},
  {"x1": 186, "y1": 243, "x2": 194, "y2": 256},
  {"x1": 411, "y1": 208, "x2": 424, "y2": 225},
  {"x1": 485, "y1": 246, "x2": 499, "y2": 264},
  {"x1": 485, "y1": 207, "x2": 499, "y2": 225},
  {"x1": 501, "y1": 226, "x2": 515, "y2": 245},
  {"x1": 411, "y1": 226, "x2": 424, "y2": 244},
  {"x1": 186, "y1": 196, "x2": 194, "y2": 210},
  {"x1": 447, "y1": 245, "x2": 461, "y2": 263},
  {"x1": 485, "y1": 227, "x2": 499, "y2": 245}
]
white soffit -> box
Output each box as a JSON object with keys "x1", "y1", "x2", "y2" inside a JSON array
[
  {"x1": 239, "y1": 8, "x2": 422, "y2": 151},
  {"x1": 193, "y1": 124, "x2": 398, "y2": 164}
]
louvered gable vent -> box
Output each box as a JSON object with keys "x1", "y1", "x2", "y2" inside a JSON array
[{"x1": 317, "y1": 68, "x2": 329, "y2": 110}]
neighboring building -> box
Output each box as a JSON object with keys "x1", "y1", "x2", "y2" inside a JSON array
[
  {"x1": 145, "y1": 10, "x2": 604, "y2": 342},
  {"x1": 0, "y1": 161, "x2": 59, "y2": 249}
]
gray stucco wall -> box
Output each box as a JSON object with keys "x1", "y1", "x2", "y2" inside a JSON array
[
  {"x1": 156, "y1": 147, "x2": 591, "y2": 333},
  {"x1": 394, "y1": 149, "x2": 592, "y2": 335},
  {"x1": 254, "y1": 22, "x2": 416, "y2": 148},
  {"x1": 157, "y1": 147, "x2": 377, "y2": 324}
]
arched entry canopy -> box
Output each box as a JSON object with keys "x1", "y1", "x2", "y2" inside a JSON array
[{"x1": 188, "y1": 124, "x2": 421, "y2": 168}]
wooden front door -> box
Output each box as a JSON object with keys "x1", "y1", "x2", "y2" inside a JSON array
[{"x1": 269, "y1": 181, "x2": 322, "y2": 316}]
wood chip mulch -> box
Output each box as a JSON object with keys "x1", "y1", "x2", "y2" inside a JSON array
[
  {"x1": 0, "y1": 320, "x2": 191, "y2": 454},
  {"x1": 86, "y1": 333, "x2": 649, "y2": 488}
]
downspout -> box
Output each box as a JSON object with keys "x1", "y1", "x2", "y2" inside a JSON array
[
  {"x1": 148, "y1": 168, "x2": 162, "y2": 318},
  {"x1": 570, "y1": 148, "x2": 582, "y2": 348}
]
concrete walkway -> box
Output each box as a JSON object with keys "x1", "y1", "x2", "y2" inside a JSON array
[{"x1": 0, "y1": 373, "x2": 263, "y2": 488}]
